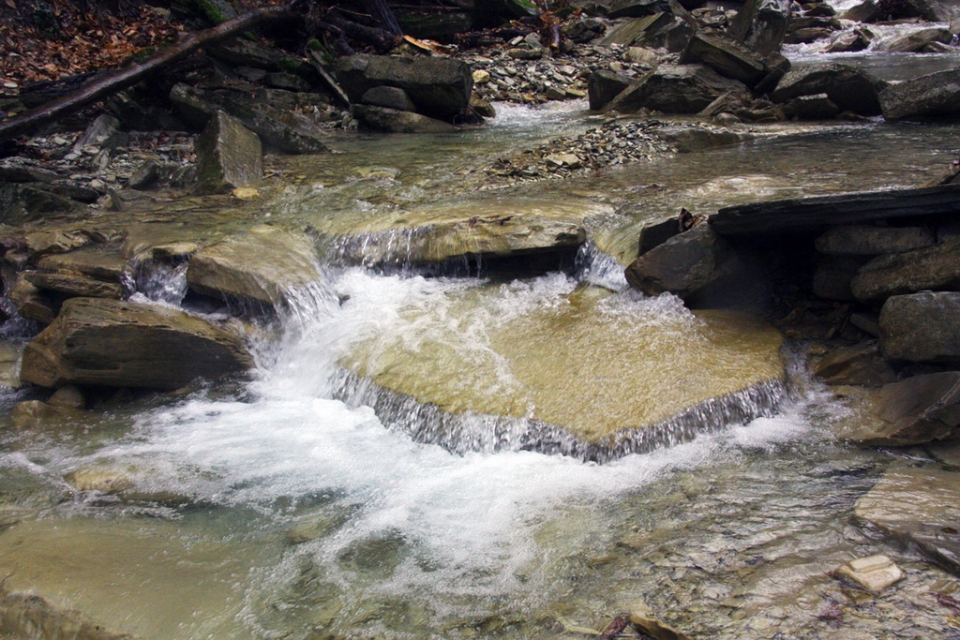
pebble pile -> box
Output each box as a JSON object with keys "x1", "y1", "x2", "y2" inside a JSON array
[
  {"x1": 487, "y1": 119, "x2": 673, "y2": 182},
  {"x1": 465, "y1": 43, "x2": 658, "y2": 104}
]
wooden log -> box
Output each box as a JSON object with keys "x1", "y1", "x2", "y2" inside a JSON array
[{"x1": 709, "y1": 183, "x2": 960, "y2": 236}]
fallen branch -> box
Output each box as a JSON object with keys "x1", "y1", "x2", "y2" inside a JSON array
[{"x1": 0, "y1": 0, "x2": 308, "y2": 143}]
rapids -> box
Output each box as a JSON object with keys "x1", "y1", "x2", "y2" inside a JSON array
[{"x1": 2, "y1": 61, "x2": 960, "y2": 640}]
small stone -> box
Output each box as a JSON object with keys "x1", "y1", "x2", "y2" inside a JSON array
[
  {"x1": 231, "y1": 187, "x2": 261, "y2": 200},
  {"x1": 472, "y1": 69, "x2": 491, "y2": 84},
  {"x1": 835, "y1": 555, "x2": 904, "y2": 592}
]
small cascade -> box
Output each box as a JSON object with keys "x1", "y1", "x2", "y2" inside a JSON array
[
  {"x1": 134, "y1": 259, "x2": 189, "y2": 306},
  {"x1": 574, "y1": 242, "x2": 628, "y2": 291},
  {"x1": 331, "y1": 367, "x2": 791, "y2": 462}
]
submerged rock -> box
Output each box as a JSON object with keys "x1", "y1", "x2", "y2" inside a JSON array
[
  {"x1": 20, "y1": 297, "x2": 252, "y2": 389},
  {"x1": 186, "y1": 225, "x2": 324, "y2": 307},
  {"x1": 855, "y1": 464, "x2": 960, "y2": 574},
  {"x1": 0, "y1": 587, "x2": 136, "y2": 640},
  {"x1": 333, "y1": 214, "x2": 586, "y2": 268}
]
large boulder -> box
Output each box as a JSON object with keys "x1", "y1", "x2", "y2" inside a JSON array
[
  {"x1": 608, "y1": 64, "x2": 751, "y2": 114},
  {"x1": 20, "y1": 297, "x2": 252, "y2": 389},
  {"x1": 882, "y1": 27, "x2": 953, "y2": 53},
  {"x1": 771, "y1": 63, "x2": 888, "y2": 116},
  {"x1": 333, "y1": 54, "x2": 473, "y2": 122},
  {"x1": 679, "y1": 32, "x2": 770, "y2": 87},
  {"x1": 587, "y1": 70, "x2": 639, "y2": 111},
  {"x1": 729, "y1": 0, "x2": 792, "y2": 57},
  {"x1": 194, "y1": 111, "x2": 263, "y2": 195},
  {"x1": 879, "y1": 67, "x2": 960, "y2": 121},
  {"x1": 186, "y1": 226, "x2": 324, "y2": 307},
  {"x1": 841, "y1": 373, "x2": 960, "y2": 445},
  {"x1": 624, "y1": 224, "x2": 740, "y2": 302},
  {"x1": 880, "y1": 291, "x2": 960, "y2": 364},
  {"x1": 169, "y1": 84, "x2": 329, "y2": 154},
  {"x1": 851, "y1": 237, "x2": 960, "y2": 302},
  {"x1": 855, "y1": 464, "x2": 960, "y2": 573}
]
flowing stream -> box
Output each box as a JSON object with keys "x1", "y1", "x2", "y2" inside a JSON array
[{"x1": 1, "y1": 54, "x2": 960, "y2": 639}]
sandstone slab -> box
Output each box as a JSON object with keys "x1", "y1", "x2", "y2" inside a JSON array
[
  {"x1": 835, "y1": 555, "x2": 904, "y2": 592},
  {"x1": 815, "y1": 225, "x2": 935, "y2": 256},
  {"x1": 771, "y1": 63, "x2": 887, "y2": 116},
  {"x1": 186, "y1": 225, "x2": 323, "y2": 307},
  {"x1": 334, "y1": 54, "x2": 472, "y2": 121},
  {"x1": 625, "y1": 224, "x2": 740, "y2": 302},
  {"x1": 20, "y1": 297, "x2": 252, "y2": 389},
  {"x1": 609, "y1": 64, "x2": 750, "y2": 114}
]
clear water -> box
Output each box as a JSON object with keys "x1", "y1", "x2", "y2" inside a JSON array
[{"x1": 2, "y1": 97, "x2": 960, "y2": 639}]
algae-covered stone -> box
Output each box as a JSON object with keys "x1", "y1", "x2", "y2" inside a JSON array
[
  {"x1": 187, "y1": 225, "x2": 323, "y2": 307},
  {"x1": 20, "y1": 297, "x2": 252, "y2": 389},
  {"x1": 194, "y1": 111, "x2": 263, "y2": 195}
]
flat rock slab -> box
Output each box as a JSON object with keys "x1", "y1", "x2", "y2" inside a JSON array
[
  {"x1": 20, "y1": 297, "x2": 252, "y2": 389},
  {"x1": 187, "y1": 225, "x2": 323, "y2": 307},
  {"x1": 838, "y1": 371, "x2": 960, "y2": 446},
  {"x1": 855, "y1": 464, "x2": 960, "y2": 575},
  {"x1": 710, "y1": 183, "x2": 960, "y2": 236},
  {"x1": 343, "y1": 285, "x2": 784, "y2": 444},
  {"x1": 334, "y1": 214, "x2": 586, "y2": 267}
]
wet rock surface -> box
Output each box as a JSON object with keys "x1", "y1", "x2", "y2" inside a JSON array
[
  {"x1": 20, "y1": 297, "x2": 253, "y2": 389},
  {"x1": 186, "y1": 225, "x2": 324, "y2": 307}
]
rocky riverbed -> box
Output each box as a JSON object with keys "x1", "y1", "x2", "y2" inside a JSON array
[{"x1": 1, "y1": 0, "x2": 960, "y2": 637}]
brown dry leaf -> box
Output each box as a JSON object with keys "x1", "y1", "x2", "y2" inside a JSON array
[{"x1": 5, "y1": 0, "x2": 16, "y2": 9}]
